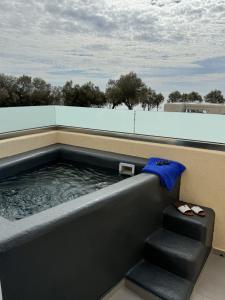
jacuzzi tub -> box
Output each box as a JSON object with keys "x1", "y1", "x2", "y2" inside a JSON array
[{"x1": 0, "y1": 144, "x2": 180, "y2": 300}]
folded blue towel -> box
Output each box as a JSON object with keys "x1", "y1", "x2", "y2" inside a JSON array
[{"x1": 142, "y1": 157, "x2": 186, "y2": 191}]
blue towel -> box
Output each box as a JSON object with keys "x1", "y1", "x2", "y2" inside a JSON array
[{"x1": 142, "y1": 157, "x2": 186, "y2": 191}]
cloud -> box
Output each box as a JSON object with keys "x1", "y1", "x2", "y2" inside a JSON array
[
  {"x1": 194, "y1": 56, "x2": 225, "y2": 74},
  {"x1": 0, "y1": 0, "x2": 225, "y2": 95}
]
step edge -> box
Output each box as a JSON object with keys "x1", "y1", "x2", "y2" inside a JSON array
[
  {"x1": 125, "y1": 279, "x2": 162, "y2": 300},
  {"x1": 145, "y1": 242, "x2": 205, "y2": 263},
  {"x1": 126, "y1": 265, "x2": 194, "y2": 300},
  {"x1": 163, "y1": 215, "x2": 210, "y2": 231},
  {"x1": 146, "y1": 228, "x2": 206, "y2": 242},
  {"x1": 146, "y1": 229, "x2": 205, "y2": 257},
  {"x1": 126, "y1": 260, "x2": 194, "y2": 287}
]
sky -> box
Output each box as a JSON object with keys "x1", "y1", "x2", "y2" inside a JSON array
[{"x1": 1, "y1": 0, "x2": 225, "y2": 96}]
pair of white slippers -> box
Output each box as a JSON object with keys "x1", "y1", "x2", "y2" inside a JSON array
[{"x1": 175, "y1": 201, "x2": 206, "y2": 217}]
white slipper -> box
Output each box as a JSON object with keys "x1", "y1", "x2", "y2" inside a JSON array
[
  {"x1": 175, "y1": 201, "x2": 194, "y2": 216},
  {"x1": 190, "y1": 205, "x2": 206, "y2": 217}
]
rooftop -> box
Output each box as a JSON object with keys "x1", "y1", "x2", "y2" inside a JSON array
[{"x1": 0, "y1": 105, "x2": 224, "y2": 300}]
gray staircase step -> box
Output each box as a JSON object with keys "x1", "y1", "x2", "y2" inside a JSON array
[
  {"x1": 145, "y1": 228, "x2": 206, "y2": 281},
  {"x1": 163, "y1": 205, "x2": 215, "y2": 247},
  {"x1": 127, "y1": 260, "x2": 194, "y2": 300},
  {"x1": 125, "y1": 204, "x2": 214, "y2": 300}
]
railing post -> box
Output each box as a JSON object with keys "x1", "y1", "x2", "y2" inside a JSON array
[{"x1": 133, "y1": 110, "x2": 136, "y2": 134}]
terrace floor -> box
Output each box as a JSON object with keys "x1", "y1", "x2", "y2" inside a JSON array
[{"x1": 104, "y1": 252, "x2": 225, "y2": 300}]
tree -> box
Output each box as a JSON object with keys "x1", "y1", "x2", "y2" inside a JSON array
[
  {"x1": 181, "y1": 93, "x2": 189, "y2": 102},
  {"x1": 141, "y1": 89, "x2": 164, "y2": 111},
  {"x1": 141, "y1": 88, "x2": 156, "y2": 111},
  {"x1": 106, "y1": 72, "x2": 148, "y2": 110},
  {"x1": 153, "y1": 93, "x2": 164, "y2": 111},
  {"x1": 106, "y1": 80, "x2": 123, "y2": 109},
  {"x1": 0, "y1": 88, "x2": 10, "y2": 106},
  {"x1": 168, "y1": 91, "x2": 183, "y2": 103},
  {"x1": 204, "y1": 90, "x2": 225, "y2": 104},
  {"x1": 50, "y1": 86, "x2": 63, "y2": 105},
  {"x1": 168, "y1": 91, "x2": 203, "y2": 103},
  {"x1": 30, "y1": 78, "x2": 52, "y2": 105},
  {"x1": 0, "y1": 74, "x2": 19, "y2": 106},
  {"x1": 15, "y1": 76, "x2": 54, "y2": 106},
  {"x1": 181, "y1": 92, "x2": 203, "y2": 103},
  {"x1": 186, "y1": 91, "x2": 203, "y2": 103},
  {"x1": 0, "y1": 73, "x2": 62, "y2": 107},
  {"x1": 16, "y1": 75, "x2": 33, "y2": 105},
  {"x1": 79, "y1": 82, "x2": 106, "y2": 107},
  {"x1": 63, "y1": 81, "x2": 106, "y2": 107},
  {"x1": 62, "y1": 81, "x2": 74, "y2": 105}
]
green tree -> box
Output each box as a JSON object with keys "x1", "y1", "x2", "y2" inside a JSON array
[
  {"x1": 50, "y1": 86, "x2": 63, "y2": 105},
  {"x1": 181, "y1": 93, "x2": 189, "y2": 102},
  {"x1": 168, "y1": 91, "x2": 202, "y2": 103},
  {"x1": 79, "y1": 82, "x2": 106, "y2": 107},
  {"x1": 141, "y1": 89, "x2": 164, "y2": 111},
  {"x1": 153, "y1": 93, "x2": 164, "y2": 111},
  {"x1": 168, "y1": 91, "x2": 183, "y2": 103},
  {"x1": 204, "y1": 90, "x2": 225, "y2": 104},
  {"x1": 16, "y1": 75, "x2": 33, "y2": 105},
  {"x1": 0, "y1": 73, "x2": 62, "y2": 107},
  {"x1": 15, "y1": 76, "x2": 54, "y2": 106},
  {"x1": 62, "y1": 81, "x2": 74, "y2": 105},
  {"x1": 186, "y1": 91, "x2": 203, "y2": 103},
  {"x1": 63, "y1": 81, "x2": 106, "y2": 107},
  {"x1": 30, "y1": 78, "x2": 52, "y2": 105},
  {"x1": 141, "y1": 88, "x2": 156, "y2": 111},
  {"x1": 0, "y1": 74, "x2": 19, "y2": 106},
  {"x1": 106, "y1": 72, "x2": 148, "y2": 110},
  {"x1": 106, "y1": 80, "x2": 123, "y2": 109},
  {"x1": 0, "y1": 88, "x2": 10, "y2": 106}
]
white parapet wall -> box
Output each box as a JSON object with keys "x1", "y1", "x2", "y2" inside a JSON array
[
  {"x1": 0, "y1": 106, "x2": 56, "y2": 134},
  {"x1": 55, "y1": 106, "x2": 225, "y2": 144},
  {"x1": 135, "y1": 111, "x2": 225, "y2": 144},
  {"x1": 55, "y1": 106, "x2": 135, "y2": 133},
  {"x1": 0, "y1": 105, "x2": 225, "y2": 144}
]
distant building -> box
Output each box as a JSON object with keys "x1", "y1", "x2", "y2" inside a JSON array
[{"x1": 164, "y1": 103, "x2": 225, "y2": 115}]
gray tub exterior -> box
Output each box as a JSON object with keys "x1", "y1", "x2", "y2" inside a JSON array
[{"x1": 0, "y1": 145, "x2": 180, "y2": 300}]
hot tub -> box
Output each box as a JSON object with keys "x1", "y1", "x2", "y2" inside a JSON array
[{"x1": 0, "y1": 144, "x2": 180, "y2": 300}]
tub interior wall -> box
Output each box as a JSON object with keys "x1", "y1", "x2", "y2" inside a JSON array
[{"x1": 0, "y1": 144, "x2": 147, "y2": 181}]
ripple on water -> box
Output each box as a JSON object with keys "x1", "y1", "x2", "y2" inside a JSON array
[{"x1": 0, "y1": 162, "x2": 122, "y2": 221}]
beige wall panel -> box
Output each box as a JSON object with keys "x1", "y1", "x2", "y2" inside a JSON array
[{"x1": 0, "y1": 131, "x2": 57, "y2": 159}]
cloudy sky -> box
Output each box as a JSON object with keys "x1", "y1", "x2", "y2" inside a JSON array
[{"x1": 0, "y1": 0, "x2": 225, "y2": 96}]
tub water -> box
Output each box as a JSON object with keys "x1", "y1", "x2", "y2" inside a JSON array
[{"x1": 0, "y1": 162, "x2": 122, "y2": 221}]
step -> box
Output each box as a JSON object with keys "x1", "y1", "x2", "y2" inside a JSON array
[
  {"x1": 145, "y1": 228, "x2": 206, "y2": 281},
  {"x1": 163, "y1": 205, "x2": 215, "y2": 247},
  {"x1": 127, "y1": 260, "x2": 193, "y2": 300}
]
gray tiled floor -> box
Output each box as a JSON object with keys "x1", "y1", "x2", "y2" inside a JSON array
[
  {"x1": 191, "y1": 252, "x2": 225, "y2": 300},
  {"x1": 105, "y1": 285, "x2": 144, "y2": 300},
  {"x1": 104, "y1": 253, "x2": 225, "y2": 300}
]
